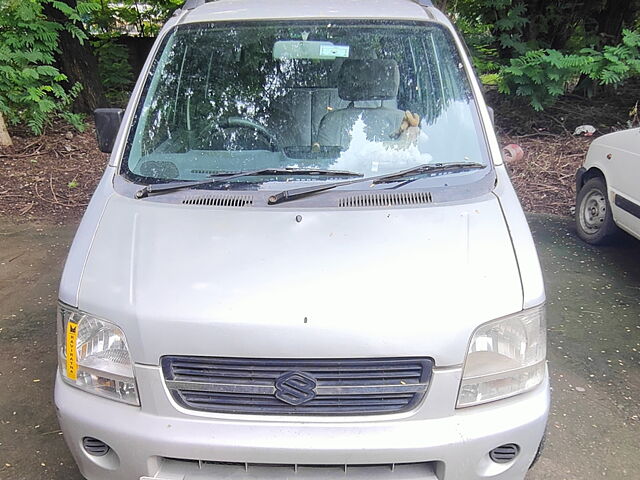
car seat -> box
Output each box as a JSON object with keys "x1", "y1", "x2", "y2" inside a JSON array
[{"x1": 316, "y1": 59, "x2": 405, "y2": 149}]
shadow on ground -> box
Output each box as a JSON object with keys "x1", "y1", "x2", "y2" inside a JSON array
[{"x1": 0, "y1": 214, "x2": 638, "y2": 479}]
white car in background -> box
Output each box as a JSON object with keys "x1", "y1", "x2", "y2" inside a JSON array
[{"x1": 576, "y1": 128, "x2": 640, "y2": 244}]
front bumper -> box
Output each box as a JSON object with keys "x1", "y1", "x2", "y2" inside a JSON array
[{"x1": 55, "y1": 364, "x2": 550, "y2": 480}]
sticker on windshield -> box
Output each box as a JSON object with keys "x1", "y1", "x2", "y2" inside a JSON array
[
  {"x1": 320, "y1": 44, "x2": 350, "y2": 58},
  {"x1": 66, "y1": 321, "x2": 78, "y2": 380}
]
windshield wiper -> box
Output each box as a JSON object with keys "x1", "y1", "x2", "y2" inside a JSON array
[
  {"x1": 134, "y1": 167, "x2": 363, "y2": 199},
  {"x1": 371, "y1": 162, "x2": 486, "y2": 184},
  {"x1": 267, "y1": 162, "x2": 486, "y2": 205}
]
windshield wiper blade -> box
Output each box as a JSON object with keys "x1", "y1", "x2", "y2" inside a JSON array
[
  {"x1": 371, "y1": 162, "x2": 485, "y2": 184},
  {"x1": 267, "y1": 162, "x2": 486, "y2": 205},
  {"x1": 206, "y1": 168, "x2": 362, "y2": 178},
  {"x1": 135, "y1": 167, "x2": 363, "y2": 199}
]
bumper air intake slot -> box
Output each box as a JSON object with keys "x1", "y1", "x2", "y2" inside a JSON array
[
  {"x1": 489, "y1": 444, "x2": 520, "y2": 464},
  {"x1": 148, "y1": 458, "x2": 440, "y2": 479},
  {"x1": 82, "y1": 437, "x2": 110, "y2": 457}
]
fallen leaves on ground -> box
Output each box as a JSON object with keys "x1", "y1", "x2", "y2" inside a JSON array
[
  {"x1": 503, "y1": 134, "x2": 592, "y2": 216},
  {"x1": 0, "y1": 121, "x2": 108, "y2": 223}
]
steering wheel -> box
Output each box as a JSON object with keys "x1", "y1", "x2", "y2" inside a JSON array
[{"x1": 218, "y1": 117, "x2": 279, "y2": 152}]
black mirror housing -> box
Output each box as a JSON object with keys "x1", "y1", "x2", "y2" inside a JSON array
[{"x1": 94, "y1": 108, "x2": 124, "y2": 153}]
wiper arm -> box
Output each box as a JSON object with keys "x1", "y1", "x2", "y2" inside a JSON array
[
  {"x1": 135, "y1": 167, "x2": 363, "y2": 199},
  {"x1": 267, "y1": 162, "x2": 486, "y2": 205}
]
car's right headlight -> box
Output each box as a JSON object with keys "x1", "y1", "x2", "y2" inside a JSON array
[
  {"x1": 457, "y1": 305, "x2": 546, "y2": 408},
  {"x1": 57, "y1": 303, "x2": 139, "y2": 405}
]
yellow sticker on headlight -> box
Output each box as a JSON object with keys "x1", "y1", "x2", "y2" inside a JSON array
[{"x1": 66, "y1": 321, "x2": 78, "y2": 380}]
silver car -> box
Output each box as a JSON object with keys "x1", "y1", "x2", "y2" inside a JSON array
[{"x1": 55, "y1": 0, "x2": 549, "y2": 479}]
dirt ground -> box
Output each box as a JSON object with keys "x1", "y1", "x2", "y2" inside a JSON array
[{"x1": 0, "y1": 122, "x2": 108, "y2": 223}]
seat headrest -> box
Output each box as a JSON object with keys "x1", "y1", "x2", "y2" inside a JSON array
[{"x1": 337, "y1": 59, "x2": 400, "y2": 102}]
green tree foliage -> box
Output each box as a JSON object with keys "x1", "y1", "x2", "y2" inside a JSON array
[
  {"x1": 451, "y1": 0, "x2": 640, "y2": 109},
  {"x1": 89, "y1": 0, "x2": 182, "y2": 36},
  {"x1": 3, "y1": 0, "x2": 640, "y2": 135},
  {"x1": 92, "y1": 37, "x2": 134, "y2": 105},
  {"x1": 0, "y1": 0, "x2": 96, "y2": 134},
  {"x1": 87, "y1": 0, "x2": 182, "y2": 107},
  {"x1": 498, "y1": 29, "x2": 640, "y2": 110},
  {"x1": 0, "y1": 0, "x2": 180, "y2": 137}
]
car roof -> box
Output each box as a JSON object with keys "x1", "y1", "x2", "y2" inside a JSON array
[{"x1": 179, "y1": 0, "x2": 437, "y2": 25}]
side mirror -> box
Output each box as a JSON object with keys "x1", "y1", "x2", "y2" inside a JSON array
[
  {"x1": 94, "y1": 108, "x2": 124, "y2": 153},
  {"x1": 487, "y1": 106, "x2": 495, "y2": 126}
]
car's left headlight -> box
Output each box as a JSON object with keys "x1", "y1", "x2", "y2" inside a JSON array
[
  {"x1": 57, "y1": 303, "x2": 139, "y2": 405},
  {"x1": 457, "y1": 305, "x2": 547, "y2": 408}
]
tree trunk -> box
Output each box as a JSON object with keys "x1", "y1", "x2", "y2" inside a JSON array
[
  {"x1": 0, "y1": 112, "x2": 12, "y2": 147},
  {"x1": 44, "y1": 0, "x2": 108, "y2": 113},
  {"x1": 597, "y1": 0, "x2": 640, "y2": 44}
]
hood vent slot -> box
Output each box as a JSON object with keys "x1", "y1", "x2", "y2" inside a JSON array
[
  {"x1": 192, "y1": 169, "x2": 224, "y2": 175},
  {"x1": 339, "y1": 191, "x2": 432, "y2": 208},
  {"x1": 182, "y1": 194, "x2": 253, "y2": 207}
]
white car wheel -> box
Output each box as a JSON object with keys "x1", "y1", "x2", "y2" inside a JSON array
[{"x1": 576, "y1": 177, "x2": 618, "y2": 245}]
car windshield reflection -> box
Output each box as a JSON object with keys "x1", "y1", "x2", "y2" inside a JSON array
[{"x1": 123, "y1": 21, "x2": 489, "y2": 186}]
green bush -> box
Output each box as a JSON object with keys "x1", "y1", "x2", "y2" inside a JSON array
[
  {"x1": 498, "y1": 29, "x2": 640, "y2": 110},
  {"x1": 0, "y1": 0, "x2": 94, "y2": 135}
]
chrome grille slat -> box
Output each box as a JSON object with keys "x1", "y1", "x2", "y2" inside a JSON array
[
  {"x1": 168, "y1": 368, "x2": 423, "y2": 383},
  {"x1": 170, "y1": 364, "x2": 424, "y2": 374},
  {"x1": 163, "y1": 357, "x2": 432, "y2": 416},
  {"x1": 177, "y1": 392, "x2": 415, "y2": 413},
  {"x1": 182, "y1": 392, "x2": 414, "y2": 405},
  {"x1": 170, "y1": 358, "x2": 424, "y2": 368}
]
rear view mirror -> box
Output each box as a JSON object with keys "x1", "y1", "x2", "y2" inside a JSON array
[
  {"x1": 94, "y1": 108, "x2": 124, "y2": 153},
  {"x1": 273, "y1": 40, "x2": 350, "y2": 60}
]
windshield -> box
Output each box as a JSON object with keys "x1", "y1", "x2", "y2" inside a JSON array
[{"x1": 122, "y1": 21, "x2": 489, "y2": 188}]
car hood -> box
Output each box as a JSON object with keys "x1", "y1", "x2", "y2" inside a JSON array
[{"x1": 77, "y1": 193, "x2": 523, "y2": 367}]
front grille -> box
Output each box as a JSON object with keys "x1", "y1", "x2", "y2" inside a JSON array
[{"x1": 162, "y1": 357, "x2": 433, "y2": 415}]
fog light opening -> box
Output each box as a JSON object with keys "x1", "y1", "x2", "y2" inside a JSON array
[
  {"x1": 82, "y1": 437, "x2": 110, "y2": 457},
  {"x1": 489, "y1": 443, "x2": 520, "y2": 464}
]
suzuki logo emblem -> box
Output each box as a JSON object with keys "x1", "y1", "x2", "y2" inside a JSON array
[{"x1": 274, "y1": 371, "x2": 317, "y2": 405}]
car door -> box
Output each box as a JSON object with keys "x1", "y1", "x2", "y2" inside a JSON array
[{"x1": 607, "y1": 128, "x2": 640, "y2": 239}]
